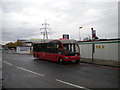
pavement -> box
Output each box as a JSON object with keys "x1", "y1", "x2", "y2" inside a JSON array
[
  {"x1": 80, "y1": 58, "x2": 119, "y2": 67},
  {"x1": 2, "y1": 50, "x2": 119, "y2": 89}
]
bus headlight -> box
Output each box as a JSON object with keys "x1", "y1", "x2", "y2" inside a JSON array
[
  {"x1": 65, "y1": 57, "x2": 69, "y2": 59},
  {"x1": 75, "y1": 54, "x2": 78, "y2": 56}
]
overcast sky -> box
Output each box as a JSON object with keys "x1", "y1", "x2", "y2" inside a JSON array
[{"x1": 0, "y1": 0, "x2": 119, "y2": 44}]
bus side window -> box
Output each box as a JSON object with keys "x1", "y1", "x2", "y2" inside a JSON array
[{"x1": 57, "y1": 45, "x2": 64, "y2": 55}]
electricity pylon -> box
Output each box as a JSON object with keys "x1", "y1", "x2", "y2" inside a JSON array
[{"x1": 40, "y1": 19, "x2": 51, "y2": 41}]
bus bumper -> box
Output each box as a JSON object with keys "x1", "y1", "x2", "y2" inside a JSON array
[{"x1": 63, "y1": 56, "x2": 80, "y2": 62}]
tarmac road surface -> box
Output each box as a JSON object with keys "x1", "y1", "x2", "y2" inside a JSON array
[{"x1": 2, "y1": 50, "x2": 119, "y2": 89}]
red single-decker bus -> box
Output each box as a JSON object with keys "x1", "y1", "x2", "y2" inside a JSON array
[{"x1": 33, "y1": 39, "x2": 80, "y2": 64}]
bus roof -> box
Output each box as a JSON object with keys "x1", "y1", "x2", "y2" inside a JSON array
[{"x1": 33, "y1": 39, "x2": 77, "y2": 44}]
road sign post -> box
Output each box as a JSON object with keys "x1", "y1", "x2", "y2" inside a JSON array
[{"x1": 91, "y1": 28, "x2": 94, "y2": 62}]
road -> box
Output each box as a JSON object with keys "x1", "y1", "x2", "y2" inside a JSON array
[{"x1": 2, "y1": 50, "x2": 119, "y2": 89}]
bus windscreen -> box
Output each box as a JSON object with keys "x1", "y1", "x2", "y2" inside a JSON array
[{"x1": 63, "y1": 43, "x2": 79, "y2": 56}]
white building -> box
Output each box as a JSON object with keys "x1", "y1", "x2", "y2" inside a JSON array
[
  {"x1": 16, "y1": 39, "x2": 53, "y2": 54},
  {"x1": 78, "y1": 39, "x2": 120, "y2": 66}
]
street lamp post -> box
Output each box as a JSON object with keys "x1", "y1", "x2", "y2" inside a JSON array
[{"x1": 79, "y1": 27, "x2": 82, "y2": 41}]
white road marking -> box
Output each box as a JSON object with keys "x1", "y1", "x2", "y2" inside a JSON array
[
  {"x1": 56, "y1": 79, "x2": 90, "y2": 90},
  {"x1": 3, "y1": 61, "x2": 13, "y2": 66},
  {"x1": 17, "y1": 66, "x2": 44, "y2": 76}
]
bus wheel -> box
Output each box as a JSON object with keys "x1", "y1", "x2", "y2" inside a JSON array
[
  {"x1": 59, "y1": 58, "x2": 64, "y2": 64},
  {"x1": 76, "y1": 60, "x2": 80, "y2": 64}
]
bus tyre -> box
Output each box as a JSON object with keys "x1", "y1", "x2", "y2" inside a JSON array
[
  {"x1": 59, "y1": 58, "x2": 64, "y2": 64},
  {"x1": 76, "y1": 60, "x2": 80, "y2": 64}
]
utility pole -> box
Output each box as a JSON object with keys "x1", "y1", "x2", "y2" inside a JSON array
[{"x1": 40, "y1": 19, "x2": 51, "y2": 41}]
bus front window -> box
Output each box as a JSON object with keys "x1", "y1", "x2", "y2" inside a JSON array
[{"x1": 63, "y1": 44, "x2": 79, "y2": 56}]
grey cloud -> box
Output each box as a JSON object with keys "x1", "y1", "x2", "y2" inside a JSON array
[
  {"x1": 1, "y1": 1, "x2": 118, "y2": 44},
  {"x1": 2, "y1": 27, "x2": 42, "y2": 41},
  {"x1": 2, "y1": 2, "x2": 25, "y2": 13}
]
